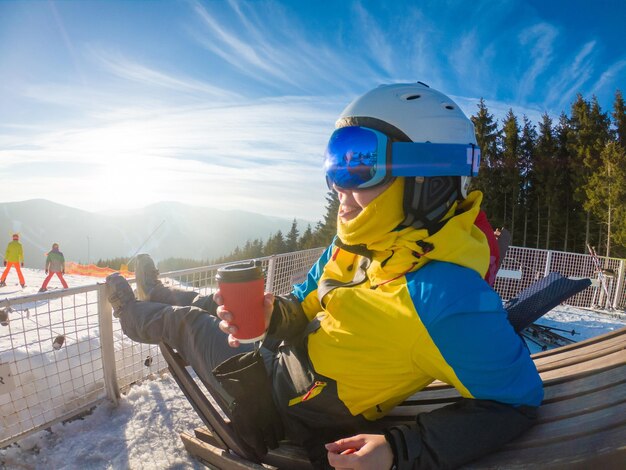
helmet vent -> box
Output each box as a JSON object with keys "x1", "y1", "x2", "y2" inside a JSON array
[
  {"x1": 405, "y1": 94, "x2": 421, "y2": 101},
  {"x1": 443, "y1": 104, "x2": 455, "y2": 110}
]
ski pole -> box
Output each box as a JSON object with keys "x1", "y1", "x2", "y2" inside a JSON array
[
  {"x1": 537, "y1": 325, "x2": 579, "y2": 336},
  {"x1": 126, "y1": 220, "x2": 166, "y2": 267},
  {"x1": 521, "y1": 332, "x2": 548, "y2": 351}
]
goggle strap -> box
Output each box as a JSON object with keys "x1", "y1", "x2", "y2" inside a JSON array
[{"x1": 391, "y1": 142, "x2": 480, "y2": 177}]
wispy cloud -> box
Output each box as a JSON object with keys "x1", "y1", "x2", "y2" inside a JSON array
[
  {"x1": 546, "y1": 41, "x2": 596, "y2": 110},
  {"x1": 448, "y1": 29, "x2": 499, "y2": 96},
  {"x1": 353, "y1": 2, "x2": 395, "y2": 76},
  {"x1": 589, "y1": 58, "x2": 626, "y2": 98},
  {"x1": 452, "y1": 94, "x2": 547, "y2": 128},
  {"x1": 189, "y1": 0, "x2": 302, "y2": 89},
  {"x1": 49, "y1": 1, "x2": 86, "y2": 85},
  {"x1": 516, "y1": 22, "x2": 558, "y2": 102},
  {"x1": 187, "y1": 0, "x2": 386, "y2": 95},
  {"x1": 91, "y1": 49, "x2": 241, "y2": 100}
]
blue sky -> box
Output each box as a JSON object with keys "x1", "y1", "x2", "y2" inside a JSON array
[{"x1": 1, "y1": 0, "x2": 625, "y2": 222}]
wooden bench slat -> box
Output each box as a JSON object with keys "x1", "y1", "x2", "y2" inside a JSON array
[
  {"x1": 401, "y1": 348, "x2": 626, "y2": 404},
  {"x1": 195, "y1": 426, "x2": 225, "y2": 447},
  {"x1": 533, "y1": 334, "x2": 626, "y2": 371},
  {"x1": 512, "y1": 401, "x2": 626, "y2": 447},
  {"x1": 535, "y1": 380, "x2": 626, "y2": 423},
  {"x1": 542, "y1": 365, "x2": 626, "y2": 402},
  {"x1": 194, "y1": 428, "x2": 313, "y2": 470},
  {"x1": 539, "y1": 349, "x2": 625, "y2": 381},
  {"x1": 391, "y1": 368, "x2": 626, "y2": 424},
  {"x1": 465, "y1": 424, "x2": 626, "y2": 469},
  {"x1": 181, "y1": 432, "x2": 274, "y2": 470}
]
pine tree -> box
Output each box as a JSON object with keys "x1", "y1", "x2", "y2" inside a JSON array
[
  {"x1": 534, "y1": 113, "x2": 559, "y2": 248},
  {"x1": 500, "y1": 109, "x2": 521, "y2": 238},
  {"x1": 470, "y1": 99, "x2": 501, "y2": 223},
  {"x1": 584, "y1": 142, "x2": 626, "y2": 257},
  {"x1": 612, "y1": 90, "x2": 626, "y2": 150},
  {"x1": 286, "y1": 219, "x2": 299, "y2": 252},
  {"x1": 588, "y1": 97, "x2": 612, "y2": 251},
  {"x1": 313, "y1": 191, "x2": 339, "y2": 246},
  {"x1": 555, "y1": 113, "x2": 582, "y2": 252},
  {"x1": 568, "y1": 95, "x2": 593, "y2": 250},
  {"x1": 519, "y1": 116, "x2": 537, "y2": 246},
  {"x1": 265, "y1": 230, "x2": 287, "y2": 255},
  {"x1": 251, "y1": 238, "x2": 264, "y2": 257},
  {"x1": 298, "y1": 224, "x2": 315, "y2": 249}
]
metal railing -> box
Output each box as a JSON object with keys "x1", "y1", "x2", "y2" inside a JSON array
[{"x1": 0, "y1": 246, "x2": 624, "y2": 448}]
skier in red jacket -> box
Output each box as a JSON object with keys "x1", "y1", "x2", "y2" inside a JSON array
[{"x1": 39, "y1": 243, "x2": 69, "y2": 292}]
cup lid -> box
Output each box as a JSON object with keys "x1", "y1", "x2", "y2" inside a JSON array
[{"x1": 216, "y1": 260, "x2": 264, "y2": 282}]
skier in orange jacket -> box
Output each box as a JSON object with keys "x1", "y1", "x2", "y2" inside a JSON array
[{"x1": 0, "y1": 234, "x2": 26, "y2": 288}]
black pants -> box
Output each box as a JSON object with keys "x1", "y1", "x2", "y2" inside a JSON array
[{"x1": 118, "y1": 284, "x2": 275, "y2": 397}]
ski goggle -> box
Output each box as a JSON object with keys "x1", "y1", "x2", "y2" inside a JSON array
[{"x1": 323, "y1": 126, "x2": 480, "y2": 190}]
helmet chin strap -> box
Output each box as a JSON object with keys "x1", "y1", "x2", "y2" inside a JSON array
[{"x1": 400, "y1": 176, "x2": 461, "y2": 233}]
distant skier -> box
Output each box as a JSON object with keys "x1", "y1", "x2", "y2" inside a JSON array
[
  {"x1": 0, "y1": 234, "x2": 26, "y2": 288},
  {"x1": 39, "y1": 243, "x2": 69, "y2": 292},
  {"x1": 494, "y1": 226, "x2": 512, "y2": 269}
]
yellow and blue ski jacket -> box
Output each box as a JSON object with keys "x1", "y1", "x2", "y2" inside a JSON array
[{"x1": 290, "y1": 179, "x2": 543, "y2": 420}]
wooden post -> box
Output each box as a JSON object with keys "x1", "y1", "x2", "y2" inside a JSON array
[{"x1": 98, "y1": 283, "x2": 120, "y2": 404}]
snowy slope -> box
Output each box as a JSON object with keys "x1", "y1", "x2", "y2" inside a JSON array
[
  {"x1": 1, "y1": 269, "x2": 205, "y2": 469},
  {"x1": 0, "y1": 267, "x2": 91, "y2": 298},
  {"x1": 1, "y1": 269, "x2": 625, "y2": 469}
]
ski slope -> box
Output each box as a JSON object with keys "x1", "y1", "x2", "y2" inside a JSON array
[{"x1": 1, "y1": 269, "x2": 625, "y2": 469}]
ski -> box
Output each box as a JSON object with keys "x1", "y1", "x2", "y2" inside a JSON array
[{"x1": 586, "y1": 243, "x2": 614, "y2": 311}]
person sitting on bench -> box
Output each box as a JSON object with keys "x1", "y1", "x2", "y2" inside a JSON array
[{"x1": 106, "y1": 82, "x2": 542, "y2": 470}]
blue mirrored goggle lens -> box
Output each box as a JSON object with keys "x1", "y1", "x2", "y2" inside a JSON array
[
  {"x1": 323, "y1": 126, "x2": 387, "y2": 190},
  {"x1": 323, "y1": 126, "x2": 480, "y2": 190}
]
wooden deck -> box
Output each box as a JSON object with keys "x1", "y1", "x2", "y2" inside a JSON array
[{"x1": 163, "y1": 326, "x2": 626, "y2": 469}]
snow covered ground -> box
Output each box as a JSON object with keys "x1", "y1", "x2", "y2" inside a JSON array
[{"x1": 1, "y1": 268, "x2": 625, "y2": 469}]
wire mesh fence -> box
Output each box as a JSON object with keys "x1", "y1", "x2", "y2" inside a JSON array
[
  {"x1": 0, "y1": 286, "x2": 105, "y2": 448},
  {"x1": 494, "y1": 246, "x2": 624, "y2": 310},
  {"x1": 0, "y1": 246, "x2": 624, "y2": 448}
]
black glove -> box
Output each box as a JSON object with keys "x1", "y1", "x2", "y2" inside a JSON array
[
  {"x1": 3, "y1": 261, "x2": 6, "y2": 266},
  {"x1": 21, "y1": 262, "x2": 24, "y2": 267},
  {"x1": 213, "y1": 350, "x2": 284, "y2": 461}
]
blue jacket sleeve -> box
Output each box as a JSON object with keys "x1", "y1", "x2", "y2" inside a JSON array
[
  {"x1": 291, "y1": 243, "x2": 334, "y2": 303},
  {"x1": 408, "y1": 262, "x2": 543, "y2": 407}
]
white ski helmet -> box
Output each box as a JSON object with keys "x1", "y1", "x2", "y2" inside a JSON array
[{"x1": 335, "y1": 81, "x2": 479, "y2": 230}]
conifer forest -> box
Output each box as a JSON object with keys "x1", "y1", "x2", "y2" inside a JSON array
[{"x1": 471, "y1": 90, "x2": 626, "y2": 258}]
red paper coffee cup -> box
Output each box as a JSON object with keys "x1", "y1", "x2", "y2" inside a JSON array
[{"x1": 216, "y1": 261, "x2": 266, "y2": 343}]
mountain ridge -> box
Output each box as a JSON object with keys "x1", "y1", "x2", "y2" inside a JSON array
[{"x1": 0, "y1": 200, "x2": 314, "y2": 267}]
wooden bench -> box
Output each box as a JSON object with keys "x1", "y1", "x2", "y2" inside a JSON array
[{"x1": 161, "y1": 325, "x2": 626, "y2": 469}]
